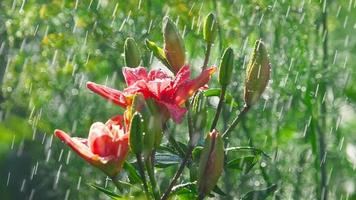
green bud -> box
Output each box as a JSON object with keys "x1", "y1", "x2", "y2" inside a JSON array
[
  {"x1": 191, "y1": 92, "x2": 207, "y2": 146},
  {"x1": 145, "y1": 99, "x2": 163, "y2": 149},
  {"x1": 129, "y1": 112, "x2": 143, "y2": 155},
  {"x1": 145, "y1": 39, "x2": 171, "y2": 68},
  {"x1": 131, "y1": 94, "x2": 155, "y2": 157},
  {"x1": 163, "y1": 16, "x2": 185, "y2": 73},
  {"x1": 130, "y1": 94, "x2": 163, "y2": 157},
  {"x1": 124, "y1": 37, "x2": 141, "y2": 67},
  {"x1": 244, "y1": 40, "x2": 270, "y2": 106},
  {"x1": 218, "y1": 47, "x2": 234, "y2": 90},
  {"x1": 203, "y1": 13, "x2": 217, "y2": 44},
  {"x1": 197, "y1": 130, "x2": 224, "y2": 198}
]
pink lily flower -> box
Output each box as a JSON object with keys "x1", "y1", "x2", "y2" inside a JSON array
[
  {"x1": 54, "y1": 115, "x2": 129, "y2": 178},
  {"x1": 87, "y1": 65, "x2": 216, "y2": 123}
]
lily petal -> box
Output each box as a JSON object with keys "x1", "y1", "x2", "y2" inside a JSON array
[
  {"x1": 87, "y1": 82, "x2": 128, "y2": 107},
  {"x1": 160, "y1": 102, "x2": 187, "y2": 123},
  {"x1": 88, "y1": 122, "x2": 120, "y2": 157},
  {"x1": 122, "y1": 67, "x2": 148, "y2": 86},
  {"x1": 175, "y1": 66, "x2": 216, "y2": 105},
  {"x1": 148, "y1": 68, "x2": 171, "y2": 80},
  {"x1": 173, "y1": 65, "x2": 191, "y2": 88},
  {"x1": 54, "y1": 129, "x2": 98, "y2": 164}
]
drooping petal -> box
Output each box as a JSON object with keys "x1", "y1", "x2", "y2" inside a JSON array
[
  {"x1": 54, "y1": 129, "x2": 98, "y2": 163},
  {"x1": 122, "y1": 67, "x2": 148, "y2": 86},
  {"x1": 160, "y1": 102, "x2": 187, "y2": 123},
  {"x1": 174, "y1": 66, "x2": 216, "y2": 105},
  {"x1": 87, "y1": 82, "x2": 128, "y2": 107}
]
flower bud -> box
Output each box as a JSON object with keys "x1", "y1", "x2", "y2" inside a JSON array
[
  {"x1": 244, "y1": 40, "x2": 270, "y2": 106},
  {"x1": 130, "y1": 94, "x2": 163, "y2": 157},
  {"x1": 203, "y1": 13, "x2": 217, "y2": 44},
  {"x1": 129, "y1": 112, "x2": 143, "y2": 155},
  {"x1": 218, "y1": 47, "x2": 234, "y2": 90},
  {"x1": 163, "y1": 16, "x2": 185, "y2": 73},
  {"x1": 124, "y1": 37, "x2": 141, "y2": 67},
  {"x1": 145, "y1": 39, "x2": 171, "y2": 68},
  {"x1": 191, "y1": 92, "x2": 207, "y2": 146},
  {"x1": 130, "y1": 94, "x2": 155, "y2": 156},
  {"x1": 197, "y1": 130, "x2": 224, "y2": 197},
  {"x1": 145, "y1": 99, "x2": 163, "y2": 148}
]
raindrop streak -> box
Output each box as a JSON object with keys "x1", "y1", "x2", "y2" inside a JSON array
[
  {"x1": 46, "y1": 149, "x2": 51, "y2": 163},
  {"x1": 54, "y1": 164, "x2": 62, "y2": 189},
  {"x1": 64, "y1": 189, "x2": 70, "y2": 200},
  {"x1": 29, "y1": 189, "x2": 35, "y2": 200},
  {"x1": 66, "y1": 151, "x2": 71, "y2": 165},
  {"x1": 6, "y1": 172, "x2": 11, "y2": 186},
  {"x1": 77, "y1": 176, "x2": 82, "y2": 190},
  {"x1": 20, "y1": 179, "x2": 26, "y2": 192},
  {"x1": 11, "y1": 135, "x2": 16, "y2": 149},
  {"x1": 58, "y1": 149, "x2": 64, "y2": 162}
]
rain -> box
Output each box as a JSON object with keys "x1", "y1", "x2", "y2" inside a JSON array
[{"x1": 0, "y1": 0, "x2": 355, "y2": 200}]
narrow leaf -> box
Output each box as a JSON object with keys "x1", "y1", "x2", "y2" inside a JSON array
[
  {"x1": 123, "y1": 162, "x2": 141, "y2": 184},
  {"x1": 89, "y1": 183, "x2": 122, "y2": 199}
]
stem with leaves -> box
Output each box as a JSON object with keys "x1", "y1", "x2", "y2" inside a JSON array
[
  {"x1": 160, "y1": 102, "x2": 195, "y2": 200},
  {"x1": 210, "y1": 88, "x2": 225, "y2": 131},
  {"x1": 146, "y1": 152, "x2": 160, "y2": 200},
  {"x1": 222, "y1": 105, "x2": 250, "y2": 139},
  {"x1": 136, "y1": 154, "x2": 150, "y2": 199},
  {"x1": 317, "y1": 1, "x2": 328, "y2": 199}
]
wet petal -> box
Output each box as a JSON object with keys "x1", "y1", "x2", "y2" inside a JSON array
[
  {"x1": 54, "y1": 129, "x2": 96, "y2": 162},
  {"x1": 174, "y1": 66, "x2": 216, "y2": 105},
  {"x1": 87, "y1": 82, "x2": 128, "y2": 107},
  {"x1": 88, "y1": 122, "x2": 119, "y2": 157},
  {"x1": 147, "y1": 80, "x2": 172, "y2": 98},
  {"x1": 173, "y1": 65, "x2": 191, "y2": 88},
  {"x1": 122, "y1": 67, "x2": 148, "y2": 86},
  {"x1": 148, "y1": 68, "x2": 171, "y2": 80},
  {"x1": 160, "y1": 102, "x2": 187, "y2": 123}
]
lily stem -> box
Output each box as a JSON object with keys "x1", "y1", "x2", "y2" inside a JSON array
[
  {"x1": 222, "y1": 105, "x2": 250, "y2": 139},
  {"x1": 146, "y1": 153, "x2": 160, "y2": 200},
  {"x1": 160, "y1": 101, "x2": 195, "y2": 200},
  {"x1": 136, "y1": 154, "x2": 150, "y2": 200},
  {"x1": 160, "y1": 145, "x2": 194, "y2": 200},
  {"x1": 168, "y1": 134, "x2": 186, "y2": 158},
  {"x1": 210, "y1": 88, "x2": 226, "y2": 131}
]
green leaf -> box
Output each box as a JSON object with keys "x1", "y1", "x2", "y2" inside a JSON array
[
  {"x1": 123, "y1": 162, "x2": 141, "y2": 184},
  {"x1": 192, "y1": 146, "x2": 203, "y2": 162},
  {"x1": 155, "y1": 153, "x2": 182, "y2": 168},
  {"x1": 225, "y1": 146, "x2": 270, "y2": 159},
  {"x1": 89, "y1": 183, "x2": 122, "y2": 200},
  {"x1": 170, "y1": 182, "x2": 198, "y2": 199},
  {"x1": 145, "y1": 39, "x2": 171, "y2": 68},
  {"x1": 203, "y1": 88, "x2": 238, "y2": 108},
  {"x1": 241, "y1": 184, "x2": 278, "y2": 200},
  {"x1": 226, "y1": 156, "x2": 258, "y2": 173}
]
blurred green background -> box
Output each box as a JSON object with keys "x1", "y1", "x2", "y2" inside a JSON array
[{"x1": 1, "y1": 0, "x2": 356, "y2": 199}]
